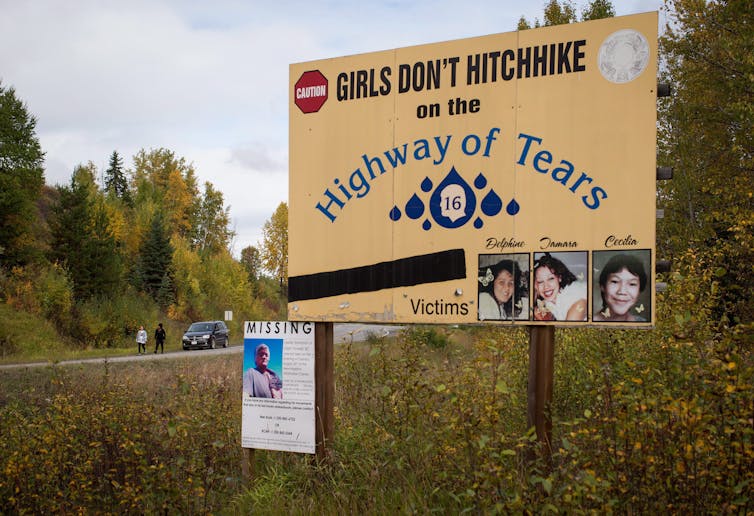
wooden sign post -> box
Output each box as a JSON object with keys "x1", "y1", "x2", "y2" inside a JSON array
[
  {"x1": 314, "y1": 322, "x2": 334, "y2": 458},
  {"x1": 527, "y1": 325, "x2": 554, "y2": 462}
]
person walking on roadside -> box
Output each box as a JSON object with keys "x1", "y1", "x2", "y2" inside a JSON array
[
  {"x1": 136, "y1": 325, "x2": 148, "y2": 354},
  {"x1": 154, "y1": 323, "x2": 166, "y2": 354}
]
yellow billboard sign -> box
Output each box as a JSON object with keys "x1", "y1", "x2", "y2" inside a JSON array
[{"x1": 289, "y1": 12, "x2": 658, "y2": 326}]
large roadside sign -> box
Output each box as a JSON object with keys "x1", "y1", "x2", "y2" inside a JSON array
[{"x1": 289, "y1": 13, "x2": 658, "y2": 326}]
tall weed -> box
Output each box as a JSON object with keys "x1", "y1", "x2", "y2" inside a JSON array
[{"x1": 0, "y1": 357, "x2": 243, "y2": 514}]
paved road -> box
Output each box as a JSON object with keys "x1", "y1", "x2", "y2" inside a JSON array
[
  {"x1": 0, "y1": 345, "x2": 240, "y2": 370},
  {"x1": 0, "y1": 323, "x2": 404, "y2": 370}
]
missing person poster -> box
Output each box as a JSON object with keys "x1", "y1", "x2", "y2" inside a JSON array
[{"x1": 241, "y1": 321, "x2": 315, "y2": 454}]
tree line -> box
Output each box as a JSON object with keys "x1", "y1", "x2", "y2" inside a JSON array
[{"x1": 0, "y1": 86, "x2": 288, "y2": 347}]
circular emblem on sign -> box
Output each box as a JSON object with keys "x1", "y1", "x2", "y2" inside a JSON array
[{"x1": 598, "y1": 29, "x2": 649, "y2": 84}]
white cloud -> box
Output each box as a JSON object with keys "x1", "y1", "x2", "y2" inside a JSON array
[{"x1": 229, "y1": 142, "x2": 285, "y2": 173}]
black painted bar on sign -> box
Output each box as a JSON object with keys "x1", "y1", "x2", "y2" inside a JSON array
[{"x1": 288, "y1": 249, "x2": 466, "y2": 302}]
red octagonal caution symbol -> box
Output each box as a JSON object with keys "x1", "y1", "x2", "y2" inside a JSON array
[{"x1": 294, "y1": 70, "x2": 328, "y2": 114}]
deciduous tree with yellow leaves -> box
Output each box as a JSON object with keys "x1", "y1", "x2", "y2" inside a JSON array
[{"x1": 261, "y1": 202, "x2": 288, "y2": 293}]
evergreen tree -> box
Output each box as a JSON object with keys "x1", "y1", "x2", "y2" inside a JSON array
[
  {"x1": 84, "y1": 202, "x2": 123, "y2": 297},
  {"x1": 50, "y1": 164, "x2": 122, "y2": 301},
  {"x1": 50, "y1": 167, "x2": 95, "y2": 301},
  {"x1": 0, "y1": 82, "x2": 45, "y2": 267},
  {"x1": 104, "y1": 150, "x2": 131, "y2": 205},
  {"x1": 135, "y1": 212, "x2": 174, "y2": 303},
  {"x1": 156, "y1": 270, "x2": 175, "y2": 310}
]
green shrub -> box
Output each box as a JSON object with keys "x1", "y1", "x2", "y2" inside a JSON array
[
  {"x1": 74, "y1": 289, "x2": 157, "y2": 349},
  {"x1": 0, "y1": 264, "x2": 74, "y2": 332},
  {"x1": 0, "y1": 303, "x2": 67, "y2": 362},
  {"x1": 401, "y1": 324, "x2": 451, "y2": 349}
]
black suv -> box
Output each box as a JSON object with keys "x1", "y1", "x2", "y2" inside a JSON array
[{"x1": 182, "y1": 321, "x2": 230, "y2": 350}]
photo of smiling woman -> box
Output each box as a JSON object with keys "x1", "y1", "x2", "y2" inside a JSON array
[
  {"x1": 478, "y1": 253, "x2": 530, "y2": 321},
  {"x1": 532, "y1": 251, "x2": 588, "y2": 321},
  {"x1": 592, "y1": 250, "x2": 651, "y2": 323}
]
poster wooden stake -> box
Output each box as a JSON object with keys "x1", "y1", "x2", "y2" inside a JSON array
[
  {"x1": 242, "y1": 447, "x2": 255, "y2": 484},
  {"x1": 527, "y1": 325, "x2": 554, "y2": 462},
  {"x1": 314, "y1": 322, "x2": 334, "y2": 459}
]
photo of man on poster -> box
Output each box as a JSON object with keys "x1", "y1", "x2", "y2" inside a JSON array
[{"x1": 243, "y1": 341, "x2": 283, "y2": 399}]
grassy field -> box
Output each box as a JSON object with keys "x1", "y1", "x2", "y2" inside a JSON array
[{"x1": 1, "y1": 323, "x2": 752, "y2": 513}]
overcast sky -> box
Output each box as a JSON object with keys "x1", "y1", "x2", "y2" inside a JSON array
[{"x1": 1, "y1": 0, "x2": 663, "y2": 256}]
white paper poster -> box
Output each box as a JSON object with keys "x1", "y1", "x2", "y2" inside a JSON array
[{"x1": 241, "y1": 321, "x2": 316, "y2": 454}]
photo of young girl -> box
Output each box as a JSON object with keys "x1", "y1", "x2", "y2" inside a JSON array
[{"x1": 592, "y1": 250, "x2": 651, "y2": 323}]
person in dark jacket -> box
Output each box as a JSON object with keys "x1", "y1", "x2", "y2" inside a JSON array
[{"x1": 154, "y1": 323, "x2": 166, "y2": 353}]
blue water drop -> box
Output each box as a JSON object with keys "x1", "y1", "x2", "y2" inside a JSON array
[
  {"x1": 481, "y1": 189, "x2": 503, "y2": 217},
  {"x1": 429, "y1": 167, "x2": 477, "y2": 229},
  {"x1": 421, "y1": 177, "x2": 433, "y2": 192},
  {"x1": 389, "y1": 206, "x2": 401, "y2": 221},
  {"x1": 422, "y1": 219, "x2": 431, "y2": 230},
  {"x1": 474, "y1": 173, "x2": 487, "y2": 189},
  {"x1": 405, "y1": 193, "x2": 425, "y2": 219},
  {"x1": 474, "y1": 217, "x2": 484, "y2": 229},
  {"x1": 506, "y1": 198, "x2": 520, "y2": 216}
]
